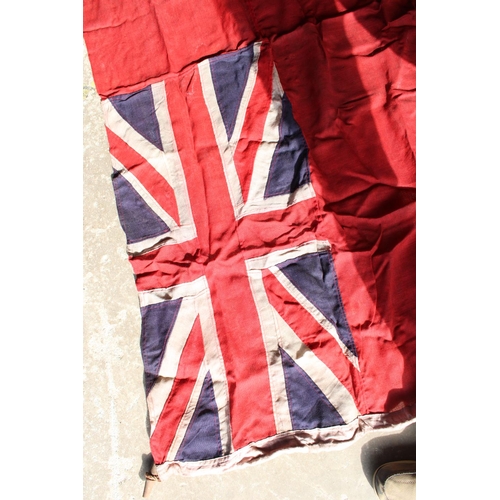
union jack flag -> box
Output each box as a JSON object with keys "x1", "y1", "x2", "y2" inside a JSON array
[{"x1": 102, "y1": 42, "x2": 363, "y2": 476}]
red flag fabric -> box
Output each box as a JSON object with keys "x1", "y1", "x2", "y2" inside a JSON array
[{"x1": 84, "y1": 0, "x2": 415, "y2": 479}]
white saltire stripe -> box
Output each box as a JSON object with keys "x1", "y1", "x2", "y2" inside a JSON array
[
  {"x1": 246, "y1": 266, "x2": 293, "y2": 433},
  {"x1": 230, "y1": 44, "x2": 262, "y2": 153},
  {"x1": 112, "y1": 158, "x2": 196, "y2": 253},
  {"x1": 271, "y1": 305, "x2": 360, "y2": 424},
  {"x1": 102, "y1": 98, "x2": 175, "y2": 186},
  {"x1": 126, "y1": 224, "x2": 196, "y2": 256}
]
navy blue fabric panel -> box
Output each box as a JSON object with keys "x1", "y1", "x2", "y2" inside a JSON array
[
  {"x1": 109, "y1": 86, "x2": 163, "y2": 151},
  {"x1": 140, "y1": 298, "x2": 183, "y2": 394},
  {"x1": 111, "y1": 169, "x2": 170, "y2": 244},
  {"x1": 277, "y1": 251, "x2": 358, "y2": 357},
  {"x1": 209, "y1": 44, "x2": 254, "y2": 140},
  {"x1": 280, "y1": 348, "x2": 344, "y2": 430},
  {"x1": 175, "y1": 372, "x2": 223, "y2": 462},
  {"x1": 264, "y1": 94, "x2": 310, "y2": 198}
]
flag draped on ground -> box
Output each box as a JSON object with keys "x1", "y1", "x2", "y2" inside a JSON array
[{"x1": 84, "y1": 0, "x2": 416, "y2": 479}]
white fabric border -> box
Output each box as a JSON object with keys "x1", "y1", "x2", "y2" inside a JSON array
[{"x1": 155, "y1": 405, "x2": 416, "y2": 480}]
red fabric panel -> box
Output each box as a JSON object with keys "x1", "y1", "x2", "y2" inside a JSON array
[{"x1": 84, "y1": 0, "x2": 257, "y2": 97}]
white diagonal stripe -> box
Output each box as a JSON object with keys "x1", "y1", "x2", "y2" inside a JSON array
[
  {"x1": 125, "y1": 224, "x2": 197, "y2": 256},
  {"x1": 198, "y1": 60, "x2": 244, "y2": 212},
  {"x1": 271, "y1": 306, "x2": 360, "y2": 424},
  {"x1": 102, "y1": 98, "x2": 173, "y2": 184},
  {"x1": 230, "y1": 43, "x2": 262, "y2": 149},
  {"x1": 270, "y1": 266, "x2": 359, "y2": 370},
  {"x1": 111, "y1": 154, "x2": 199, "y2": 256}
]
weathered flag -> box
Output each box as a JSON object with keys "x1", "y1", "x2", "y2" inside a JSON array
[{"x1": 84, "y1": 0, "x2": 416, "y2": 481}]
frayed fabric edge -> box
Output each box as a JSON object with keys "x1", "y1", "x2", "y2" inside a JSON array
[{"x1": 155, "y1": 404, "x2": 416, "y2": 480}]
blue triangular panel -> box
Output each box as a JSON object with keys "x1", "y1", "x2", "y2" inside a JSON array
[
  {"x1": 175, "y1": 372, "x2": 223, "y2": 462},
  {"x1": 209, "y1": 44, "x2": 254, "y2": 140},
  {"x1": 140, "y1": 298, "x2": 183, "y2": 394},
  {"x1": 277, "y1": 252, "x2": 358, "y2": 357},
  {"x1": 111, "y1": 169, "x2": 170, "y2": 244},
  {"x1": 264, "y1": 94, "x2": 311, "y2": 198},
  {"x1": 109, "y1": 86, "x2": 163, "y2": 151},
  {"x1": 280, "y1": 348, "x2": 345, "y2": 430}
]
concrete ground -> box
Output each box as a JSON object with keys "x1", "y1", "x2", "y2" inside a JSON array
[{"x1": 83, "y1": 46, "x2": 415, "y2": 500}]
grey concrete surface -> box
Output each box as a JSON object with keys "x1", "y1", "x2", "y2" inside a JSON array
[{"x1": 83, "y1": 46, "x2": 415, "y2": 500}]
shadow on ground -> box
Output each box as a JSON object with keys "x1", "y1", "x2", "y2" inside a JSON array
[
  {"x1": 360, "y1": 423, "x2": 416, "y2": 485},
  {"x1": 139, "y1": 453, "x2": 154, "y2": 481}
]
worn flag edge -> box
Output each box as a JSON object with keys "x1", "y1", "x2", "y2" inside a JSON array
[{"x1": 155, "y1": 405, "x2": 416, "y2": 479}]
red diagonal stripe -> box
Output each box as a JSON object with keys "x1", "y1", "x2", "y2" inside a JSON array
[
  {"x1": 150, "y1": 315, "x2": 205, "y2": 464},
  {"x1": 233, "y1": 43, "x2": 274, "y2": 203},
  {"x1": 262, "y1": 269, "x2": 364, "y2": 411},
  {"x1": 106, "y1": 127, "x2": 181, "y2": 227}
]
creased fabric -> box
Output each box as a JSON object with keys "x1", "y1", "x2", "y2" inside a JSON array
[{"x1": 84, "y1": 0, "x2": 416, "y2": 479}]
